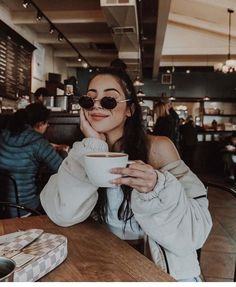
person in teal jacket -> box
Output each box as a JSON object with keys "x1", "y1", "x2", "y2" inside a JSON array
[{"x1": 0, "y1": 103, "x2": 63, "y2": 216}]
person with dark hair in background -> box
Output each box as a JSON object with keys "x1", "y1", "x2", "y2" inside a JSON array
[
  {"x1": 34, "y1": 87, "x2": 49, "y2": 104},
  {"x1": 168, "y1": 101, "x2": 180, "y2": 150},
  {"x1": 41, "y1": 67, "x2": 212, "y2": 282},
  {"x1": 0, "y1": 103, "x2": 64, "y2": 216},
  {"x1": 222, "y1": 132, "x2": 236, "y2": 184},
  {"x1": 110, "y1": 58, "x2": 127, "y2": 71},
  {"x1": 179, "y1": 115, "x2": 198, "y2": 170}
]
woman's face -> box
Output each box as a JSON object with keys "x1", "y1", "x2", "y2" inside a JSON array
[{"x1": 84, "y1": 74, "x2": 131, "y2": 136}]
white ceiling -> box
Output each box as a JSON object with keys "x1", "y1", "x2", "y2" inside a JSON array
[
  {"x1": 1, "y1": 0, "x2": 236, "y2": 77},
  {"x1": 162, "y1": 0, "x2": 236, "y2": 67}
]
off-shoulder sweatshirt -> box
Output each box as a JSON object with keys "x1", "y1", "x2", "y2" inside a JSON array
[{"x1": 40, "y1": 138, "x2": 212, "y2": 280}]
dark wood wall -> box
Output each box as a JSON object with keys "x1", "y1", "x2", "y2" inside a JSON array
[{"x1": 76, "y1": 67, "x2": 236, "y2": 100}]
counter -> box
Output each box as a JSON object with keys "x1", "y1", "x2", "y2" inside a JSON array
[{"x1": 45, "y1": 112, "x2": 83, "y2": 146}]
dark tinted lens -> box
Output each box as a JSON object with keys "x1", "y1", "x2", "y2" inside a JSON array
[
  {"x1": 100, "y1": 97, "x2": 117, "y2": 109},
  {"x1": 79, "y1": 96, "x2": 94, "y2": 110}
]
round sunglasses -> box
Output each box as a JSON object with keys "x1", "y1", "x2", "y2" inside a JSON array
[{"x1": 78, "y1": 95, "x2": 131, "y2": 110}]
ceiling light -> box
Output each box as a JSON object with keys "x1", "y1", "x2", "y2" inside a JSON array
[
  {"x1": 49, "y1": 26, "x2": 55, "y2": 34},
  {"x1": 136, "y1": 89, "x2": 145, "y2": 97},
  {"x1": 25, "y1": 0, "x2": 90, "y2": 69},
  {"x1": 82, "y1": 62, "x2": 88, "y2": 68},
  {"x1": 186, "y1": 69, "x2": 190, "y2": 74},
  {"x1": 214, "y1": 9, "x2": 236, "y2": 73},
  {"x1": 139, "y1": 98, "x2": 144, "y2": 105},
  {"x1": 36, "y1": 10, "x2": 43, "y2": 21},
  {"x1": 203, "y1": 96, "x2": 210, "y2": 101},
  {"x1": 169, "y1": 85, "x2": 175, "y2": 90},
  {"x1": 133, "y1": 76, "x2": 144, "y2": 87},
  {"x1": 169, "y1": 96, "x2": 176, "y2": 101},
  {"x1": 58, "y1": 33, "x2": 64, "y2": 41},
  {"x1": 23, "y1": 0, "x2": 30, "y2": 8}
]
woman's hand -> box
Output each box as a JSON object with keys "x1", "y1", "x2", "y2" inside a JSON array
[
  {"x1": 80, "y1": 108, "x2": 106, "y2": 141},
  {"x1": 111, "y1": 161, "x2": 158, "y2": 193}
]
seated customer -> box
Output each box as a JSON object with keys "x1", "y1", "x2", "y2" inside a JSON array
[
  {"x1": 222, "y1": 132, "x2": 236, "y2": 184},
  {"x1": 179, "y1": 116, "x2": 198, "y2": 171},
  {"x1": 153, "y1": 101, "x2": 175, "y2": 142},
  {"x1": 0, "y1": 103, "x2": 64, "y2": 216},
  {"x1": 34, "y1": 87, "x2": 48, "y2": 105}
]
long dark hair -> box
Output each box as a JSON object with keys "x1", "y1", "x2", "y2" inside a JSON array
[
  {"x1": 7, "y1": 103, "x2": 50, "y2": 135},
  {"x1": 88, "y1": 68, "x2": 149, "y2": 225}
]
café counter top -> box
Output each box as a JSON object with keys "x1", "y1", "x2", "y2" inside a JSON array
[
  {"x1": 0, "y1": 215, "x2": 175, "y2": 282},
  {"x1": 45, "y1": 112, "x2": 83, "y2": 146}
]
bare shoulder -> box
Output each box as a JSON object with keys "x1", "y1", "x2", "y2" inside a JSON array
[{"x1": 146, "y1": 134, "x2": 180, "y2": 169}]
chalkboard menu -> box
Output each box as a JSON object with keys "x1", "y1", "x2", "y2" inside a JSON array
[{"x1": 0, "y1": 20, "x2": 35, "y2": 99}]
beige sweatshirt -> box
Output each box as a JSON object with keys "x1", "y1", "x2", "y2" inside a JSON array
[{"x1": 40, "y1": 138, "x2": 212, "y2": 280}]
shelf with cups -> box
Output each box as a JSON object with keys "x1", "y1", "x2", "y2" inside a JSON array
[{"x1": 200, "y1": 100, "x2": 236, "y2": 132}]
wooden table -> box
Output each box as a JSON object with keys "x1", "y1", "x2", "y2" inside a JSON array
[{"x1": 0, "y1": 215, "x2": 174, "y2": 282}]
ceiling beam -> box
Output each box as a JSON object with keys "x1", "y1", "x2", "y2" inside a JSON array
[
  {"x1": 11, "y1": 10, "x2": 105, "y2": 24},
  {"x1": 189, "y1": 0, "x2": 236, "y2": 10},
  {"x1": 152, "y1": 0, "x2": 171, "y2": 79},
  {"x1": 54, "y1": 49, "x2": 116, "y2": 59},
  {"x1": 169, "y1": 13, "x2": 236, "y2": 38},
  {"x1": 66, "y1": 60, "x2": 110, "y2": 67},
  {"x1": 37, "y1": 33, "x2": 112, "y2": 44}
]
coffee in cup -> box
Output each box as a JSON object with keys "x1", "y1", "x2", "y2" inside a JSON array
[
  {"x1": 84, "y1": 152, "x2": 129, "y2": 187},
  {"x1": 0, "y1": 257, "x2": 15, "y2": 282}
]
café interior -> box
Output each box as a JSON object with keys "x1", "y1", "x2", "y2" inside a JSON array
[{"x1": 0, "y1": 0, "x2": 235, "y2": 282}]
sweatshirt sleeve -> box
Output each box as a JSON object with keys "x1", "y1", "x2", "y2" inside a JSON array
[
  {"x1": 131, "y1": 160, "x2": 212, "y2": 256},
  {"x1": 40, "y1": 138, "x2": 109, "y2": 227}
]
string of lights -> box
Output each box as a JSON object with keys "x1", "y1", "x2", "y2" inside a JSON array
[{"x1": 22, "y1": 0, "x2": 90, "y2": 68}]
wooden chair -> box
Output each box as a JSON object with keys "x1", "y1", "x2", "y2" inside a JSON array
[
  {"x1": 0, "y1": 171, "x2": 20, "y2": 217},
  {"x1": 0, "y1": 201, "x2": 41, "y2": 219}
]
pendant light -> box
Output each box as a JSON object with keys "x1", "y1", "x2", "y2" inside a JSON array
[
  {"x1": 136, "y1": 89, "x2": 145, "y2": 97},
  {"x1": 214, "y1": 9, "x2": 236, "y2": 73},
  {"x1": 133, "y1": 76, "x2": 144, "y2": 87}
]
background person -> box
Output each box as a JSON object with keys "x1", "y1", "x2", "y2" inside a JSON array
[
  {"x1": 168, "y1": 100, "x2": 180, "y2": 150},
  {"x1": 179, "y1": 115, "x2": 198, "y2": 171},
  {"x1": 222, "y1": 131, "x2": 236, "y2": 184},
  {"x1": 34, "y1": 87, "x2": 48, "y2": 104},
  {"x1": 152, "y1": 100, "x2": 175, "y2": 142},
  {"x1": 41, "y1": 67, "x2": 212, "y2": 282},
  {"x1": 0, "y1": 103, "x2": 64, "y2": 216}
]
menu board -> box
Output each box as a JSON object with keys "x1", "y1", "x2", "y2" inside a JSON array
[{"x1": 0, "y1": 21, "x2": 35, "y2": 99}]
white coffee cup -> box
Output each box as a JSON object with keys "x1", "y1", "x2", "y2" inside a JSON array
[{"x1": 84, "y1": 152, "x2": 129, "y2": 187}]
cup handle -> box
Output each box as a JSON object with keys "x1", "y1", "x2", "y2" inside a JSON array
[{"x1": 127, "y1": 160, "x2": 135, "y2": 167}]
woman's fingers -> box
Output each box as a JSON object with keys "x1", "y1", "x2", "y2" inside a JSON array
[
  {"x1": 112, "y1": 162, "x2": 153, "y2": 175},
  {"x1": 111, "y1": 163, "x2": 157, "y2": 193}
]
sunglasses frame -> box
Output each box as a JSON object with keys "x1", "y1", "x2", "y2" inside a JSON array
[{"x1": 79, "y1": 95, "x2": 131, "y2": 110}]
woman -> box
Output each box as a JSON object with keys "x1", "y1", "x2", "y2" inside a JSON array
[
  {"x1": 153, "y1": 101, "x2": 175, "y2": 142},
  {"x1": 40, "y1": 68, "x2": 212, "y2": 281},
  {"x1": 0, "y1": 103, "x2": 63, "y2": 216}
]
